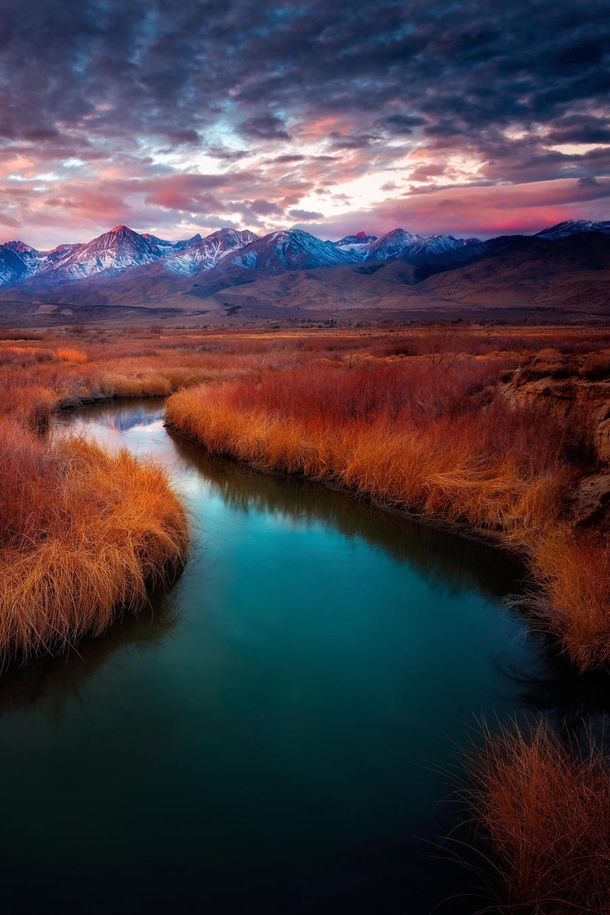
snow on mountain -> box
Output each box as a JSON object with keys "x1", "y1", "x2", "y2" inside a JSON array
[
  {"x1": 3, "y1": 240, "x2": 43, "y2": 275},
  {"x1": 364, "y1": 228, "x2": 424, "y2": 261},
  {"x1": 407, "y1": 234, "x2": 481, "y2": 257},
  {"x1": 163, "y1": 229, "x2": 258, "y2": 276},
  {"x1": 363, "y1": 228, "x2": 480, "y2": 262},
  {"x1": 232, "y1": 229, "x2": 358, "y2": 274},
  {"x1": 34, "y1": 225, "x2": 163, "y2": 282},
  {"x1": 0, "y1": 220, "x2": 602, "y2": 293},
  {"x1": 536, "y1": 220, "x2": 610, "y2": 240},
  {"x1": 142, "y1": 232, "x2": 202, "y2": 252},
  {"x1": 334, "y1": 231, "x2": 379, "y2": 256},
  {"x1": 0, "y1": 245, "x2": 30, "y2": 286}
]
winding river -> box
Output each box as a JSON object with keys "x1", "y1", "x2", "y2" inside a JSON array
[{"x1": 0, "y1": 399, "x2": 576, "y2": 913}]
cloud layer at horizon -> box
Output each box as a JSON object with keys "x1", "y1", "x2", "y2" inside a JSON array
[{"x1": 1, "y1": 0, "x2": 609, "y2": 248}]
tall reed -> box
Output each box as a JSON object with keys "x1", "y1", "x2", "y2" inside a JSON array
[{"x1": 465, "y1": 720, "x2": 610, "y2": 913}]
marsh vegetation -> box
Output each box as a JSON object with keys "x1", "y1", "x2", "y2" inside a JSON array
[{"x1": 1, "y1": 321, "x2": 610, "y2": 911}]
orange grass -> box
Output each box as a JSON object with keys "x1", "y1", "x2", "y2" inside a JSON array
[
  {"x1": 0, "y1": 417, "x2": 188, "y2": 663},
  {"x1": 466, "y1": 721, "x2": 610, "y2": 913},
  {"x1": 166, "y1": 350, "x2": 609, "y2": 668},
  {"x1": 56, "y1": 346, "x2": 88, "y2": 363},
  {"x1": 0, "y1": 324, "x2": 609, "y2": 664}
]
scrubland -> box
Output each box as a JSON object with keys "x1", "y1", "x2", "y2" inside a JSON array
[{"x1": 2, "y1": 321, "x2": 610, "y2": 910}]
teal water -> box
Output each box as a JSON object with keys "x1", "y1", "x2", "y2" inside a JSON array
[{"x1": 0, "y1": 400, "x2": 547, "y2": 913}]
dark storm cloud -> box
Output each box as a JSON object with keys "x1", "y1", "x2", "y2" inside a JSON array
[
  {"x1": 1, "y1": 0, "x2": 609, "y2": 245},
  {"x1": 546, "y1": 116, "x2": 610, "y2": 146},
  {"x1": 238, "y1": 113, "x2": 291, "y2": 140},
  {"x1": 1, "y1": 0, "x2": 607, "y2": 152}
]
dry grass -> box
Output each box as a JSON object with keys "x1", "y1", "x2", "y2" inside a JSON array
[
  {"x1": 165, "y1": 344, "x2": 609, "y2": 669},
  {"x1": 1, "y1": 322, "x2": 610, "y2": 902},
  {"x1": 0, "y1": 322, "x2": 608, "y2": 664},
  {"x1": 56, "y1": 346, "x2": 88, "y2": 363},
  {"x1": 0, "y1": 418, "x2": 188, "y2": 663},
  {"x1": 529, "y1": 531, "x2": 610, "y2": 669},
  {"x1": 466, "y1": 720, "x2": 610, "y2": 914}
]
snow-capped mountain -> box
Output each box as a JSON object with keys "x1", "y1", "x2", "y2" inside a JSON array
[
  {"x1": 0, "y1": 226, "x2": 260, "y2": 287},
  {"x1": 232, "y1": 229, "x2": 358, "y2": 274},
  {"x1": 0, "y1": 220, "x2": 604, "y2": 295},
  {"x1": 3, "y1": 241, "x2": 43, "y2": 275},
  {"x1": 363, "y1": 228, "x2": 423, "y2": 261},
  {"x1": 163, "y1": 229, "x2": 258, "y2": 276},
  {"x1": 334, "y1": 231, "x2": 379, "y2": 255},
  {"x1": 358, "y1": 228, "x2": 480, "y2": 262},
  {"x1": 409, "y1": 234, "x2": 481, "y2": 256},
  {"x1": 0, "y1": 245, "x2": 30, "y2": 286},
  {"x1": 536, "y1": 220, "x2": 610, "y2": 240},
  {"x1": 33, "y1": 225, "x2": 164, "y2": 282}
]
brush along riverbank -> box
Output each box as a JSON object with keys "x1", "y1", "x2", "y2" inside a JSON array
[
  {"x1": 0, "y1": 418, "x2": 189, "y2": 664},
  {"x1": 165, "y1": 356, "x2": 610, "y2": 912},
  {"x1": 165, "y1": 356, "x2": 609, "y2": 671}
]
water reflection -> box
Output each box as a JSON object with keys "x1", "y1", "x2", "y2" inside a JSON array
[
  {"x1": 0, "y1": 594, "x2": 180, "y2": 717},
  {"x1": 17, "y1": 396, "x2": 606, "y2": 915},
  {"x1": 500, "y1": 644, "x2": 610, "y2": 742},
  {"x1": 51, "y1": 399, "x2": 610, "y2": 733},
  {"x1": 167, "y1": 430, "x2": 528, "y2": 606}
]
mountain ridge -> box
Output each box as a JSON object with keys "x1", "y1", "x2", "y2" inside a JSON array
[{"x1": 0, "y1": 219, "x2": 608, "y2": 326}]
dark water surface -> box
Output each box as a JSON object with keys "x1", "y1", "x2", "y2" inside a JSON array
[{"x1": 0, "y1": 400, "x2": 556, "y2": 913}]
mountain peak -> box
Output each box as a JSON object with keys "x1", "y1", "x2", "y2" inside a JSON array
[
  {"x1": 4, "y1": 240, "x2": 39, "y2": 254},
  {"x1": 335, "y1": 231, "x2": 379, "y2": 247},
  {"x1": 232, "y1": 228, "x2": 358, "y2": 273},
  {"x1": 537, "y1": 220, "x2": 610, "y2": 240}
]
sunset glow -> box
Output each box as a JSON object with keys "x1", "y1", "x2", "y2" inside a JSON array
[{"x1": 0, "y1": 0, "x2": 608, "y2": 248}]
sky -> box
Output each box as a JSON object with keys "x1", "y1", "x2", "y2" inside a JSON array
[{"x1": 1, "y1": 0, "x2": 609, "y2": 248}]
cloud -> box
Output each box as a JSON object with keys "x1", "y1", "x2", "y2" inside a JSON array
[
  {"x1": 238, "y1": 113, "x2": 291, "y2": 140},
  {"x1": 0, "y1": 0, "x2": 607, "y2": 246},
  {"x1": 289, "y1": 209, "x2": 323, "y2": 220},
  {"x1": 247, "y1": 198, "x2": 285, "y2": 216}
]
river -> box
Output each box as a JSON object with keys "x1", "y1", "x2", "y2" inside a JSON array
[{"x1": 0, "y1": 398, "x2": 576, "y2": 913}]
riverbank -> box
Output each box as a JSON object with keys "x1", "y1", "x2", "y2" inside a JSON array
[
  {"x1": 163, "y1": 340, "x2": 610, "y2": 912},
  {"x1": 0, "y1": 330, "x2": 216, "y2": 662},
  {"x1": 4, "y1": 322, "x2": 607, "y2": 666},
  {"x1": 164, "y1": 343, "x2": 610, "y2": 671},
  {"x1": 0, "y1": 326, "x2": 291, "y2": 661},
  {"x1": 0, "y1": 420, "x2": 188, "y2": 663}
]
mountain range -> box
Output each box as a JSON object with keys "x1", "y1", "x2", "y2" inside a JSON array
[{"x1": 0, "y1": 220, "x2": 609, "y2": 325}]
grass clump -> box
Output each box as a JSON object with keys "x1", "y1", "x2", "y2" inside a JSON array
[
  {"x1": 466, "y1": 720, "x2": 610, "y2": 914},
  {"x1": 0, "y1": 418, "x2": 188, "y2": 663}
]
